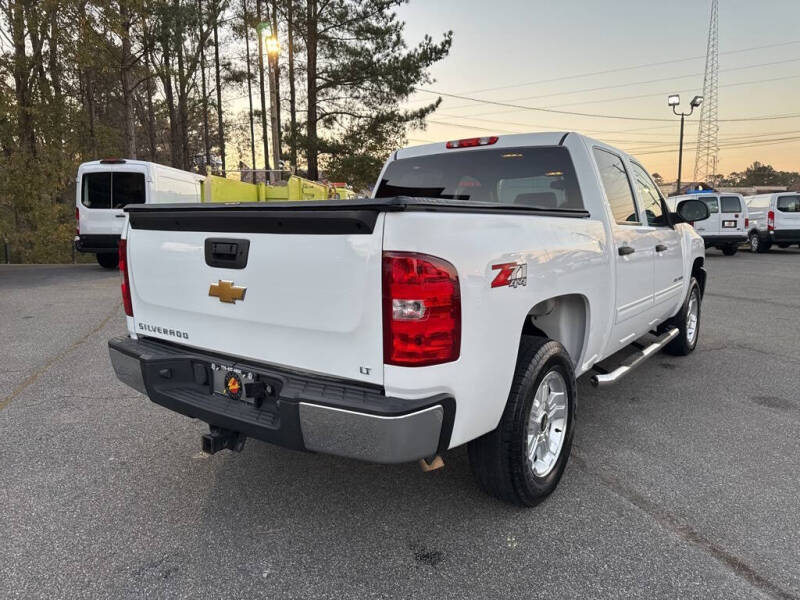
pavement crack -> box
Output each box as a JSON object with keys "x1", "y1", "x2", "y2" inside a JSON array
[
  {"x1": 705, "y1": 292, "x2": 799, "y2": 311},
  {"x1": 0, "y1": 302, "x2": 121, "y2": 412},
  {"x1": 701, "y1": 341, "x2": 800, "y2": 367},
  {"x1": 571, "y1": 451, "x2": 796, "y2": 600}
]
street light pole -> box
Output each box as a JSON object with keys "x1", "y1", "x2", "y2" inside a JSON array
[
  {"x1": 259, "y1": 22, "x2": 282, "y2": 183},
  {"x1": 668, "y1": 94, "x2": 703, "y2": 194}
]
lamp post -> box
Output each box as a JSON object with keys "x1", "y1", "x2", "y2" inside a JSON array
[
  {"x1": 668, "y1": 94, "x2": 703, "y2": 194},
  {"x1": 258, "y1": 22, "x2": 281, "y2": 183}
]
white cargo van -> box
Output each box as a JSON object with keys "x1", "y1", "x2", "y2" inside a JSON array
[
  {"x1": 665, "y1": 192, "x2": 748, "y2": 256},
  {"x1": 745, "y1": 192, "x2": 800, "y2": 253},
  {"x1": 75, "y1": 159, "x2": 205, "y2": 268}
]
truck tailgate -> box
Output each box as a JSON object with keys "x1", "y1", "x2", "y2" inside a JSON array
[{"x1": 125, "y1": 204, "x2": 385, "y2": 385}]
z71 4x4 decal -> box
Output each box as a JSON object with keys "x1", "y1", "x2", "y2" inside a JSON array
[{"x1": 491, "y1": 262, "x2": 527, "y2": 288}]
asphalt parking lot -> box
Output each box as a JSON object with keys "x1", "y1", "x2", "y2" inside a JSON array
[{"x1": 1, "y1": 249, "x2": 799, "y2": 599}]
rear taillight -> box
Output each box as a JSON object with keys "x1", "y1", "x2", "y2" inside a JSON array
[
  {"x1": 446, "y1": 136, "x2": 498, "y2": 149},
  {"x1": 767, "y1": 211, "x2": 775, "y2": 231},
  {"x1": 745, "y1": 218, "x2": 749, "y2": 228},
  {"x1": 75, "y1": 207, "x2": 80, "y2": 235},
  {"x1": 119, "y1": 239, "x2": 133, "y2": 317},
  {"x1": 382, "y1": 252, "x2": 460, "y2": 367}
]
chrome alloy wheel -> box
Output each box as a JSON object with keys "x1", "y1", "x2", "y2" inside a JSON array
[
  {"x1": 686, "y1": 288, "x2": 700, "y2": 345},
  {"x1": 526, "y1": 370, "x2": 568, "y2": 478}
]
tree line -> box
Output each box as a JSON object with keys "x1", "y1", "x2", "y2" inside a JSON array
[{"x1": 0, "y1": 0, "x2": 452, "y2": 262}]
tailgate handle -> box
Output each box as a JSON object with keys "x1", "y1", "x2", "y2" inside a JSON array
[{"x1": 205, "y1": 238, "x2": 250, "y2": 269}]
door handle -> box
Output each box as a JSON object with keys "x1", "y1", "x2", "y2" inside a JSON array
[
  {"x1": 115, "y1": 214, "x2": 126, "y2": 218},
  {"x1": 655, "y1": 244, "x2": 668, "y2": 253},
  {"x1": 618, "y1": 246, "x2": 635, "y2": 256}
]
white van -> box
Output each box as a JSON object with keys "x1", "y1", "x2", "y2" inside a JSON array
[
  {"x1": 665, "y1": 192, "x2": 748, "y2": 256},
  {"x1": 75, "y1": 159, "x2": 205, "y2": 268},
  {"x1": 745, "y1": 192, "x2": 800, "y2": 253}
]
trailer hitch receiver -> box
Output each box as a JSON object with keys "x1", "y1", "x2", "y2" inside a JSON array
[{"x1": 201, "y1": 426, "x2": 247, "y2": 454}]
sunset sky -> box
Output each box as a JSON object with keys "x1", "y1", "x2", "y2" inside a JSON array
[{"x1": 395, "y1": 0, "x2": 800, "y2": 181}]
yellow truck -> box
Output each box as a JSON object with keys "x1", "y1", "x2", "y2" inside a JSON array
[{"x1": 202, "y1": 173, "x2": 334, "y2": 203}]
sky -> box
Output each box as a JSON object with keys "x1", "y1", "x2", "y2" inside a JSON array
[{"x1": 393, "y1": 0, "x2": 800, "y2": 181}]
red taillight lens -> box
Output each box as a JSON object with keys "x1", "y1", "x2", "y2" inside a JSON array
[
  {"x1": 75, "y1": 207, "x2": 80, "y2": 235},
  {"x1": 745, "y1": 218, "x2": 749, "y2": 228},
  {"x1": 767, "y1": 210, "x2": 775, "y2": 231},
  {"x1": 382, "y1": 252, "x2": 460, "y2": 367},
  {"x1": 446, "y1": 136, "x2": 498, "y2": 149},
  {"x1": 119, "y1": 239, "x2": 133, "y2": 317}
]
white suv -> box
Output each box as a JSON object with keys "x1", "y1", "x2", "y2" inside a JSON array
[
  {"x1": 666, "y1": 192, "x2": 748, "y2": 256},
  {"x1": 745, "y1": 192, "x2": 800, "y2": 253}
]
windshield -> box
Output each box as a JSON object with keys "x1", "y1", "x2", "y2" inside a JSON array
[{"x1": 375, "y1": 146, "x2": 583, "y2": 210}]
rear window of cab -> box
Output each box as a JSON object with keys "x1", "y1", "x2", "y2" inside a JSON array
[{"x1": 375, "y1": 146, "x2": 584, "y2": 210}]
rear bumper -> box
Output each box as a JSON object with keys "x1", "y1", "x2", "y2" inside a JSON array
[
  {"x1": 108, "y1": 336, "x2": 453, "y2": 463},
  {"x1": 769, "y1": 229, "x2": 800, "y2": 243},
  {"x1": 703, "y1": 234, "x2": 747, "y2": 246},
  {"x1": 74, "y1": 234, "x2": 120, "y2": 254}
]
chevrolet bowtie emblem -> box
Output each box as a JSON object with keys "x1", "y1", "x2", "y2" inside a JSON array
[{"x1": 209, "y1": 280, "x2": 247, "y2": 304}]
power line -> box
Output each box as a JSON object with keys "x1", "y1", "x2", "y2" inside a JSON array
[
  {"x1": 414, "y1": 88, "x2": 800, "y2": 123},
  {"x1": 633, "y1": 135, "x2": 800, "y2": 156},
  {"x1": 444, "y1": 72, "x2": 800, "y2": 121},
  {"x1": 447, "y1": 39, "x2": 800, "y2": 96},
  {"x1": 440, "y1": 57, "x2": 800, "y2": 114}
]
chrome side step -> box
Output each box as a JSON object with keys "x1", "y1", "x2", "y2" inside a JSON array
[{"x1": 591, "y1": 328, "x2": 680, "y2": 387}]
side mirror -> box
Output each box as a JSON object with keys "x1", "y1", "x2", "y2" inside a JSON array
[{"x1": 674, "y1": 199, "x2": 710, "y2": 223}]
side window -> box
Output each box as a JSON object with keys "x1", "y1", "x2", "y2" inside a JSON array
[
  {"x1": 704, "y1": 197, "x2": 719, "y2": 213},
  {"x1": 593, "y1": 148, "x2": 639, "y2": 225},
  {"x1": 630, "y1": 162, "x2": 667, "y2": 226},
  {"x1": 777, "y1": 195, "x2": 800, "y2": 213}
]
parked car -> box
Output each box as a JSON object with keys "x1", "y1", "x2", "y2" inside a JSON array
[
  {"x1": 108, "y1": 132, "x2": 710, "y2": 506},
  {"x1": 75, "y1": 159, "x2": 205, "y2": 268},
  {"x1": 745, "y1": 192, "x2": 800, "y2": 252},
  {"x1": 665, "y1": 192, "x2": 747, "y2": 256}
]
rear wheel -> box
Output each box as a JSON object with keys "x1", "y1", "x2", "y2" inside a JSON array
[
  {"x1": 749, "y1": 232, "x2": 770, "y2": 254},
  {"x1": 664, "y1": 277, "x2": 701, "y2": 356},
  {"x1": 778, "y1": 243, "x2": 790, "y2": 249},
  {"x1": 96, "y1": 252, "x2": 118, "y2": 269},
  {"x1": 468, "y1": 336, "x2": 576, "y2": 506},
  {"x1": 721, "y1": 244, "x2": 738, "y2": 256}
]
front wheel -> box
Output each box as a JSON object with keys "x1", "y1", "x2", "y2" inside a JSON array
[
  {"x1": 468, "y1": 337, "x2": 576, "y2": 506},
  {"x1": 664, "y1": 277, "x2": 701, "y2": 356},
  {"x1": 96, "y1": 252, "x2": 119, "y2": 269},
  {"x1": 721, "y1": 244, "x2": 738, "y2": 256}
]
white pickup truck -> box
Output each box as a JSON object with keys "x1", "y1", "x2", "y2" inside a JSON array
[{"x1": 108, "y1": 132, "x2": 710, "y2": 506}]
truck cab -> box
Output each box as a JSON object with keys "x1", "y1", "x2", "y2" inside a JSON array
[
  {"x1": 665, "y1": 192, "x2": 747, "y2": 255},
  {"x1": 75, "y1": 159, "x2": 204, "y2": 268}
]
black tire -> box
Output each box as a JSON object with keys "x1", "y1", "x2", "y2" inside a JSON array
[
  {"x1": 721, "y1": 244, "x2": 738, "y2": 256},
  {"x1": 749, "y1": 232, "x2": 770, "y2": 254},
  {"x1": 777, "y1": 243, "x2": 790, "y2": 249},
  {"x1": 467, "y1": 336, "x2": 576, "y2": 507},
  {"x1": 96, "y1": 252, "x2": 118, "y2": 269},
  {"x1": 664, "y1": 277, "x2": 701, "y2": 356}
]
